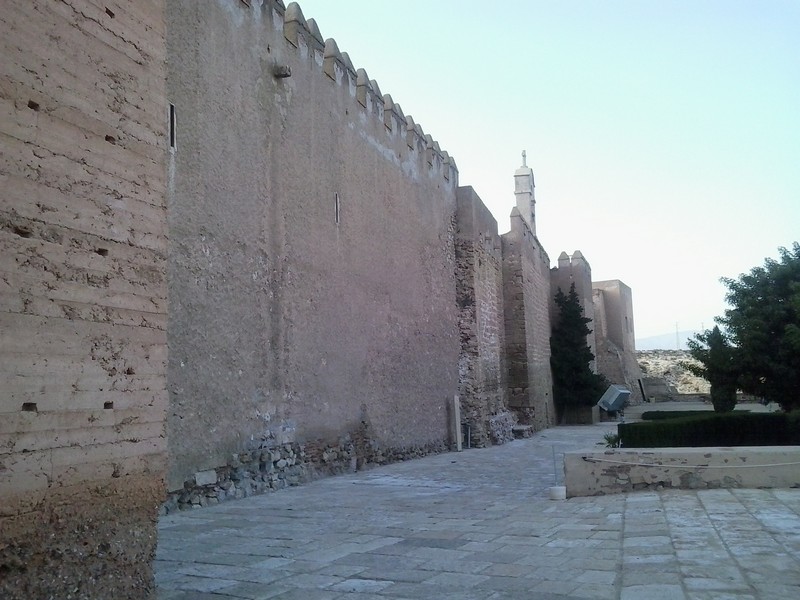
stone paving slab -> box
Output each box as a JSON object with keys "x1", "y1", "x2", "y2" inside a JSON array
[{"x1": 157, "y1": 423, "x2": 800, "y2": 599}]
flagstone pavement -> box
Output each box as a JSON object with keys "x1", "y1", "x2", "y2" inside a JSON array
[{"x1": 156, "y1": 417, "x2": 800, "y2": 600}]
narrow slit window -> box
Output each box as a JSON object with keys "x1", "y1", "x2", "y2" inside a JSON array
[
  {"x1": 334, "y1": 192, "x2": 340, "y2": 224},
  {"x1": 169, "y1": 103, "x2": 176, "y2": 150}
]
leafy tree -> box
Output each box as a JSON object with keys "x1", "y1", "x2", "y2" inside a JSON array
[
  {"x1": 550, "y1": 283, "x2": 608, "y2": 416},
  {"x1": 685, "y1": 326, "x2": 738, "y2": 412},
  {"x1": 717, "y1": 243, "x2": 800, "y2": 411},
  {"x1": 688, "y1": 243, "x2": 800, "y2": 411}
]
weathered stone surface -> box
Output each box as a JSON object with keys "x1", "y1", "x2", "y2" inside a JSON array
[
  {"x1": 455, "y1": 186, "x2": 509, "y2": 448},
  {"x1": 565, "y1": 445, "x2": 800, "y2": 497},
  {"x1": 194, "y1": 470, "x2": 218, "y2": 487}
]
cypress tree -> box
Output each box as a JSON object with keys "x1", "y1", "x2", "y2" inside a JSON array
[{"x1": 550, "y1": 283, "x2": 608, "y2": 417}]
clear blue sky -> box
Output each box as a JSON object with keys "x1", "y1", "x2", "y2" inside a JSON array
[{"x1": 295, "y1": 0, "x2": 800, "y2": 340}]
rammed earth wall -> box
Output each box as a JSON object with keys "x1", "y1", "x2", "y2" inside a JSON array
[
  {"x1": 0, "y1": 1, "x2": 168, "y2": 598},
  {"x1": 166, "y1": 0, "x2": 461, "y2": 492}
]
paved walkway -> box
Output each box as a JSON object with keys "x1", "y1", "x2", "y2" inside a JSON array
[{"x1": 156, "y1": 421, "x2": 800, "y2": 600}]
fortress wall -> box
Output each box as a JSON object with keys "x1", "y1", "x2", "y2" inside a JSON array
[
  {"x1": 455, "y1": 186, "x2": 511, "y2": 447},
  {"x1": 593, "y1": 280, "x2": 624, "y2": 349},
  {"x1": 0, "y1": 1, "x2": 167, "y2": 597},
  {"x1": 166, "y1": 0, "x2": 460, "y2": 490},
  {"x1": 502, "y1": 210, "x2": 555, "y2": 431},
  {"x1": 593, "y1": 281, "x2": 644, "y2": 404},
  {"x1": 592, "y1": 288, "x2": 626, "y2": 382}
]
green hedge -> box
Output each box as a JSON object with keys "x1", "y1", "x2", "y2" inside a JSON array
[
  {"x1": 640, "y1": 410, "x2": 715, "y2": 421},
  {"x1": 619, "y1": 412, "x2": 800, "y2": 448}
]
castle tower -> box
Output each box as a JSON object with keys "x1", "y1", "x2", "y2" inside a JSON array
[
  {"x1": 502, "y1": 155, "x2": 555, "y2": 431},
  {"x1": 514, "y1": 150, "x2": 536, "y2": 235},
  {"x1": 550, "y1": 250, "x2": 597, "y2": 373},
  {"x1": 592, "y1": 280, "x2": 644, "y2": 403}
]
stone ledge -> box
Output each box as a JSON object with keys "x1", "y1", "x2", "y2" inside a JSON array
[{"x1": 564, "y1": 446, "x2": 800, "y2": 497}]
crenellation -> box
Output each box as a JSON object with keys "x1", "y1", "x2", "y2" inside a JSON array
[
  {"x1": 442, "y1": 150, "x2": 451, "y2": 181},
  {"x1": 413, "y1": 122, "x2": 426, "y2": 152},
  {"x1": 340, "y1": 50, "x2": 356, "y2": 73},
  {"x1": 446, "y1": 154, "x2": 458, "y2": 175},
  {"x1": 425, "y1": 133, "x2": 436, "y2": 165},
  {"x1": 223, "y1": 0, "x2": 458, "y2": 183},
  {"x1": 305, "y1": 17, "x2": 324, "y2": 48},
  {"x1": 322, "y1": 37, "x2": 341, "y2": 80},
  {"x1": 356, "y1": 68, "x2": 370, "y2": 108},
  {"x1": 291, "y1": 0, "x2": 457, "y2": 180},
  {"x1": 405, "y1": 114, "x2": 417, "y2": 148},
  {"x1": 382, "y1": 93, "x2": 396, "y2": 131},
  {"x1": 369, "y1": 78, "x2": 383, "y2": 99},
  {"x1": 282, "y1": 2, "x2": 306, "y2": 48},
  {"x1": 369, "y1": 79, "x2": 385, "y2": 121}
]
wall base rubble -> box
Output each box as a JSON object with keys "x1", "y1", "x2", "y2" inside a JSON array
[
  {"x1": 162, "y1": 436, "x2": 448, "y2": 514},
  {"x1": 0, "y1": 475, "x2": 162, "y2": 600}
]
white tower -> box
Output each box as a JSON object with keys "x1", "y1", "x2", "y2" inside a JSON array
[{"x1": 514, "y1": 150, "x2": 536, "y2": 235}]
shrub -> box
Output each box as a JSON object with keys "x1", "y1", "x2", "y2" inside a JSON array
[
  {"x1": 641, "y1": 410, "x2": 715, "y2": 421},
  {"x1": 619, "y1": 412, "x2": 795, "y2": 448}
]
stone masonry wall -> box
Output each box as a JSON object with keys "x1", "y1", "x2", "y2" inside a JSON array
[
  {"x1": 166, "y1": 0, "x2": 460, "y2": 492},
  {"x1": 593, "y1": 283, "x2": 644, "y2": 404},
  {"x1": 455, "y1": 187, "x2": 513, "y2": 448},
  {"x1": 502, "y1": 208, "x2": 556, "y2": 431},
  {"x1": 0, "y1": 1, "x2": 167, "y2": 598}
]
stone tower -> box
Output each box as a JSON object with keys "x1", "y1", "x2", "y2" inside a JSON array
[
  {"x1": 502, "y1": 155, "x2": 555, "y2": 431},
  {"x1": 551, "y1": 250, "x2": 597, "y2": 372},
  {"x1": 514, "y1": 150, "x2": 536, "y2": 235}
]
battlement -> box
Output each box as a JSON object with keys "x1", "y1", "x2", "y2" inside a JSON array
[
  {"x1": 556, "y1": 250, "x2": 591, "y2": 271},
  {"x1": 250, "y1": 0, "x2": 457, "y2": 184}
]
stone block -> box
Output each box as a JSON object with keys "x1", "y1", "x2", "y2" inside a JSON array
[{"x1": 194, "y1": 470, "x2": 217, "y2": 486}]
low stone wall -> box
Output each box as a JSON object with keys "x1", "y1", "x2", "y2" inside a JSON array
[
  {"x1": 564, "y1": 446, "x2": 800, "y2": 497},
  {"x1": 163, "y1": 437, "x2": 447, "y2": 514}
]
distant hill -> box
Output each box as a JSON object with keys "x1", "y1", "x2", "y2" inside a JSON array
[
  {"x1": 636, "y1": 330, "x2": 700, "y2": 351},
  {"x1": 637, "y1": 349, "x2": 710, "y2": 394}
]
